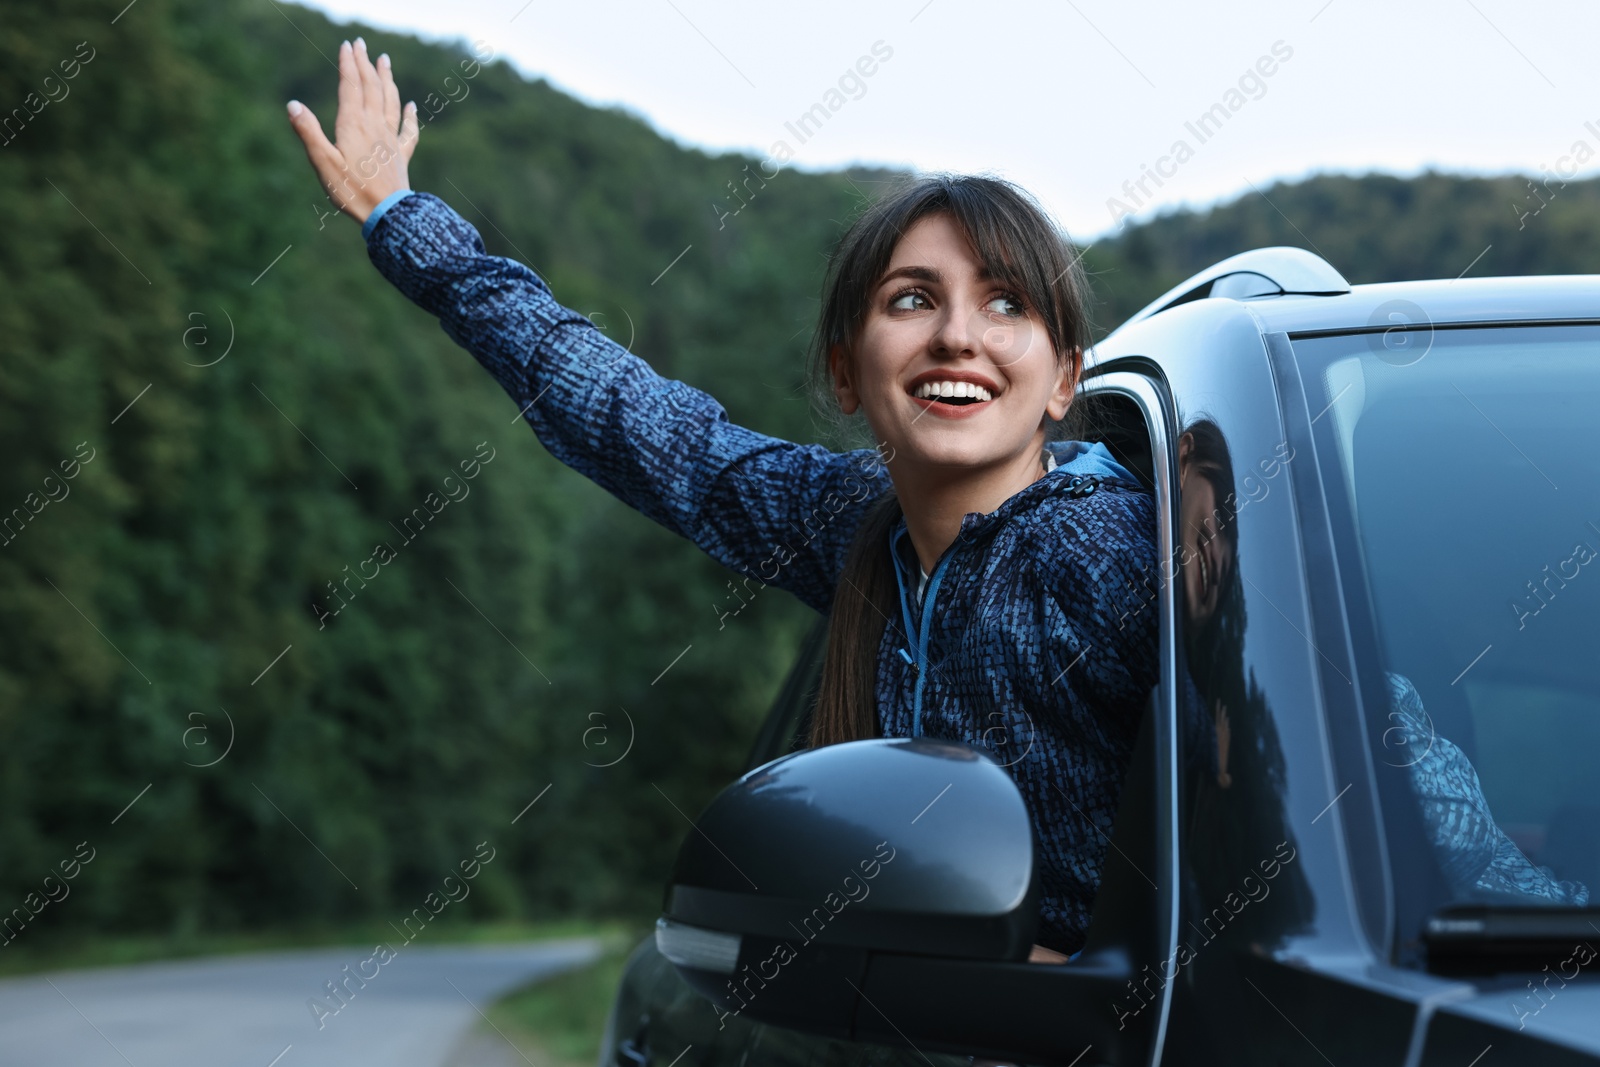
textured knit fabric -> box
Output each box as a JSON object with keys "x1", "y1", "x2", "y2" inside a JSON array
[
  {"x1": 1384, "y1": 672, "x2": 1588, "y2": 905},
  {"x1": 365, "y1": 191, "x2": 1163, "y2": 955}
]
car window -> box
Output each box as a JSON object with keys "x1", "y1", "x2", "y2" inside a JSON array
[{"x1": 1293, "y1": 324, "x2": 1600, "y2": 920}]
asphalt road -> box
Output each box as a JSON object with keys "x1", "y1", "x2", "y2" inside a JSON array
[{"x1": 0, "y1": 937, "x2": 602, "y2": 1067}]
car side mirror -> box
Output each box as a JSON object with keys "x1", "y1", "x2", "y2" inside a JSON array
[
  {"x1": 658, "y1": 739, "x2": 1040, "y2": 1028},
  {"x1": 656, "y1": 703, "x2": 1173, "y2": 1066}
]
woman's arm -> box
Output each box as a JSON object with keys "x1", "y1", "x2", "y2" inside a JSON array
[
  {"x1": 375, "y1": 191, "x2": 890, "y2": 612},
  {"x1": 286, "y1": 40, "x2": 887, "y2": 614},
  {"x1": 1384, "y1": 672, "x2": 1588, "y2": 905}
]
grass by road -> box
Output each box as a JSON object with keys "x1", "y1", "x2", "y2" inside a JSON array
[{"x1": 461, "y1": 926, "x2": 647, "y2": 1067}]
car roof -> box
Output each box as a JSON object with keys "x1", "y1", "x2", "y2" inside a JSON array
[
  {"x1": 1100, "y1": 245, "x2": 1600, "y2": 339},
  {"x1": 1245, "y1": 274, "x2": 1600, "y2": 336}
]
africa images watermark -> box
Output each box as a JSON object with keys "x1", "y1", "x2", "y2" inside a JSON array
[
  {"x1": 711, "y1": 839, "x2": 897, "y2": 1030},
  {"x1": 307, "y1": 840, "x2": 497, "y2": 1029},
  {"x1": 1510, "y1": 938, "x2": 1598, "y2": 1029},
  {"x1": 1110, "y1": 839, "x2": 1297, "y2": 1030},
  {"x1": 1510, "y1": 518, "x2": 1600, "y2": 631},
  {"x1": 1109, "y1": 440, "x2": 1296, "y2": 632},
  {"x1": 0, "y1": 841, "x2": 97, "y2": 950},
  {"x1": 1507, "y1": 115, "x2": 1600, "y2": 231},
  {"x1": 1106, "y1": 39, "x2": 1295, "y2": 231},
  {"x1": 0, "y1": 39, "x2": 96, "y2": 149},
  {"x1": 711, "y1": 39, "x2": 895, "y2": 231},
  {"x1": 0, "y1": 441, "x2": 97, "y2": 550},
  {"x1": 714, "y1": 441, "x2": 895, "y2": 629},
  {"x1": 311, "y1": 441, "x2": 497, "y2": 629}
]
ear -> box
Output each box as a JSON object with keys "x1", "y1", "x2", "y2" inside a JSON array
[
  {"x1": 1177, "y1": 431, "x2": 1194, "y2": 485},
  {"x1": 1044, "y1": 348, "x2": 1077, "y2": 422},
  {"x1": 829, "y1": 342, "x2": 860, "y2": 416}
]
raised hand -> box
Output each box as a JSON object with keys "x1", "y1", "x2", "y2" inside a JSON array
[{"x1": 285, "y1": 37, "x2": 418, "y2": 226}]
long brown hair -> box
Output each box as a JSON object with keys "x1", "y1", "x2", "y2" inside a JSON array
[{"x1": 805, "y1": 174, "x2": 1097, "y2": 748}]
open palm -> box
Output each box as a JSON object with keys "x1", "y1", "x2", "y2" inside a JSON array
[{"x1": 286, "y1": 37, "x2": 418, "y2": 225}]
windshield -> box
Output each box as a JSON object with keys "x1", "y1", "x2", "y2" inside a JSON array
[{"x1": 1293, "y1": 323, "x2": 1600, "y2": 916}]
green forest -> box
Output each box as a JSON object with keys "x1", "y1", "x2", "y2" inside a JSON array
[{"x1": 3, "y1": 0, "x2": 1597, "y2": 948}]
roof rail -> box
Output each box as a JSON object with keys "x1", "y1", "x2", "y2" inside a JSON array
[{"x1": 1111, "y1": 246, "x2": 1350, "y2": 334}]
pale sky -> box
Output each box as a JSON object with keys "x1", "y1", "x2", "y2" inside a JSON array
[{"x1": 294, "y1": 0, "x2": 1600, "y2": 239}]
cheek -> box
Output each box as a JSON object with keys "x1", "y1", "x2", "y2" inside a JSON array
[
  {"x1": 1182, "y1": 552, "x2": 1202, "y2": 609},
  {"x1": 1179, "y1": 500, "x2": 1203, "y2": 549},
  {"x1": 982, "y1": 314, "x2": 1047, "y2": 372},
  {"x1": 1002, "y1": 350, "x2": 1066, "y2": 410},
  {"x1": 850, "y1": 329, "x2": 913, "y2": 396}
]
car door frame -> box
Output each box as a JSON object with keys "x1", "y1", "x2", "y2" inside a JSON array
[{"x1": 1075, "y1": 362, "x2": 1185, "y2": 1067}]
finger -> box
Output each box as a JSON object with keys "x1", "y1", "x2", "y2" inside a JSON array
[
  {"x1": 399, "y1": 100, "x2": 419, "y2": 162},
  {"x1": 336, "y1": 39, "x2": 361, "y2": 145},
  {"x1": 354, "y1": 37, "x2": 383, "y2": 116},
  {"x1": 286, "y1": 100, "x2": 343, "y2": 182},
  {"x1": 378, "y1": 51, "x2": 401, "y2": 134}
]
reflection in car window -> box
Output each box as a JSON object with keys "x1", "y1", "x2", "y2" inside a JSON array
[
  {"x1": 1174, "y1": 418, "x2": 1316, "y2": 956},
  {"x1": 1381, "y1": 671, "x2": 1585, "y2": 903},
  {"x1": 1296, "y1": 325, "x2": 1600, "y2": 913}
]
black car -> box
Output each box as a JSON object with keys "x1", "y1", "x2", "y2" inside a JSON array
[{"x1": 599, "y1": 247, "x2": 1600, "y2": 1066}]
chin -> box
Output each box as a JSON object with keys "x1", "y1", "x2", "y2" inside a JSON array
[{"x1": 899, "y1": 435, "x2": 1020, "y2": 472}]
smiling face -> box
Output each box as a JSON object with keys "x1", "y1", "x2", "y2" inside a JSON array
[{"x1": 828, "y1": 212, "x2": 1075, "y2": 479}]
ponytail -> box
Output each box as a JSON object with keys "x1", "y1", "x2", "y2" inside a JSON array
[{"x1": 807, "y1": 493, "x2": 903, "y2": 748}]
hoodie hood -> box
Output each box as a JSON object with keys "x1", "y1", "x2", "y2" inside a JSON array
[{"x1": 1045, "y1": 439, "x2": 1140, "y2": 484}]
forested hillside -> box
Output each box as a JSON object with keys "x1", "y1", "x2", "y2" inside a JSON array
[
  {"x1": 3, "y1": 0, "x2": 1594, "y2": 944},
  {"x1": 1087, "y1": 170, "x2": 1600, "y2": 329}
]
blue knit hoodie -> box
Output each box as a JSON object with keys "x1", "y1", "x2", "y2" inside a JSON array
[{"x1": 365, "y1": 190, "x2": 1163, "y2": 955}]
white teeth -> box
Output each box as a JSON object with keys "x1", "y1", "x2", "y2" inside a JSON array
[{"x1": 912, "y1": 381, "x2": 994, "y2": 402}]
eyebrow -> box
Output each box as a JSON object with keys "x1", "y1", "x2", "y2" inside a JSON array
[{"x1": 875, "y1": 264, "x2": 996, "y2": 290}]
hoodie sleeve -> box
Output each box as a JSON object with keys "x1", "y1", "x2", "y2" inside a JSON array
[{"x1": 363, "y1": 190, "x2": 890, "y2": 614}]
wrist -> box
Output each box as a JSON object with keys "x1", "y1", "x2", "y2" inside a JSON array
[
  {"x1": 362, "y1": 188, "x2": 414, "y2": 241},
  {"x1": 344, "y1": 153, "x2": 411, "y2": 222}
]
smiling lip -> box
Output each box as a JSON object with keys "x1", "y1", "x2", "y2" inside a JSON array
[
  {"x1": 905, "y1": 368, "x2": 1002, "y2": 396},
  {"x1": 905, "y1": 369, "x2": 1001, "y2": 420},
  {"x1": 910, "y1": 394, "x2": 990, "y2": 419}
]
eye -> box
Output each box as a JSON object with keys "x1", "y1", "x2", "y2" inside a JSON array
[
  {"x1": 986, "y1": 293, "x2": 1027, "y2": 318},
  {"x1": 888, "y1": 286, "x2": 932, "y2": 311}
]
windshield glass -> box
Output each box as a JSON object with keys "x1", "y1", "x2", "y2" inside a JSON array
[{"x1": 1293, "y1": 323, "x2": 1599, "y2": 914}]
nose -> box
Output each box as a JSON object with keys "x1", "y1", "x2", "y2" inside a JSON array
[
  {"x1": 930, "y1": 302, "x2": 978, "y2": 359},
  {"x1": 935, "y1": 300, "x2": 1038, "y2": 369}
]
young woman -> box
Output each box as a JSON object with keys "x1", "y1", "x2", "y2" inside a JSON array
[{"x1": 287, "y1": 39, "x2": 1161, "y2": 962}]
